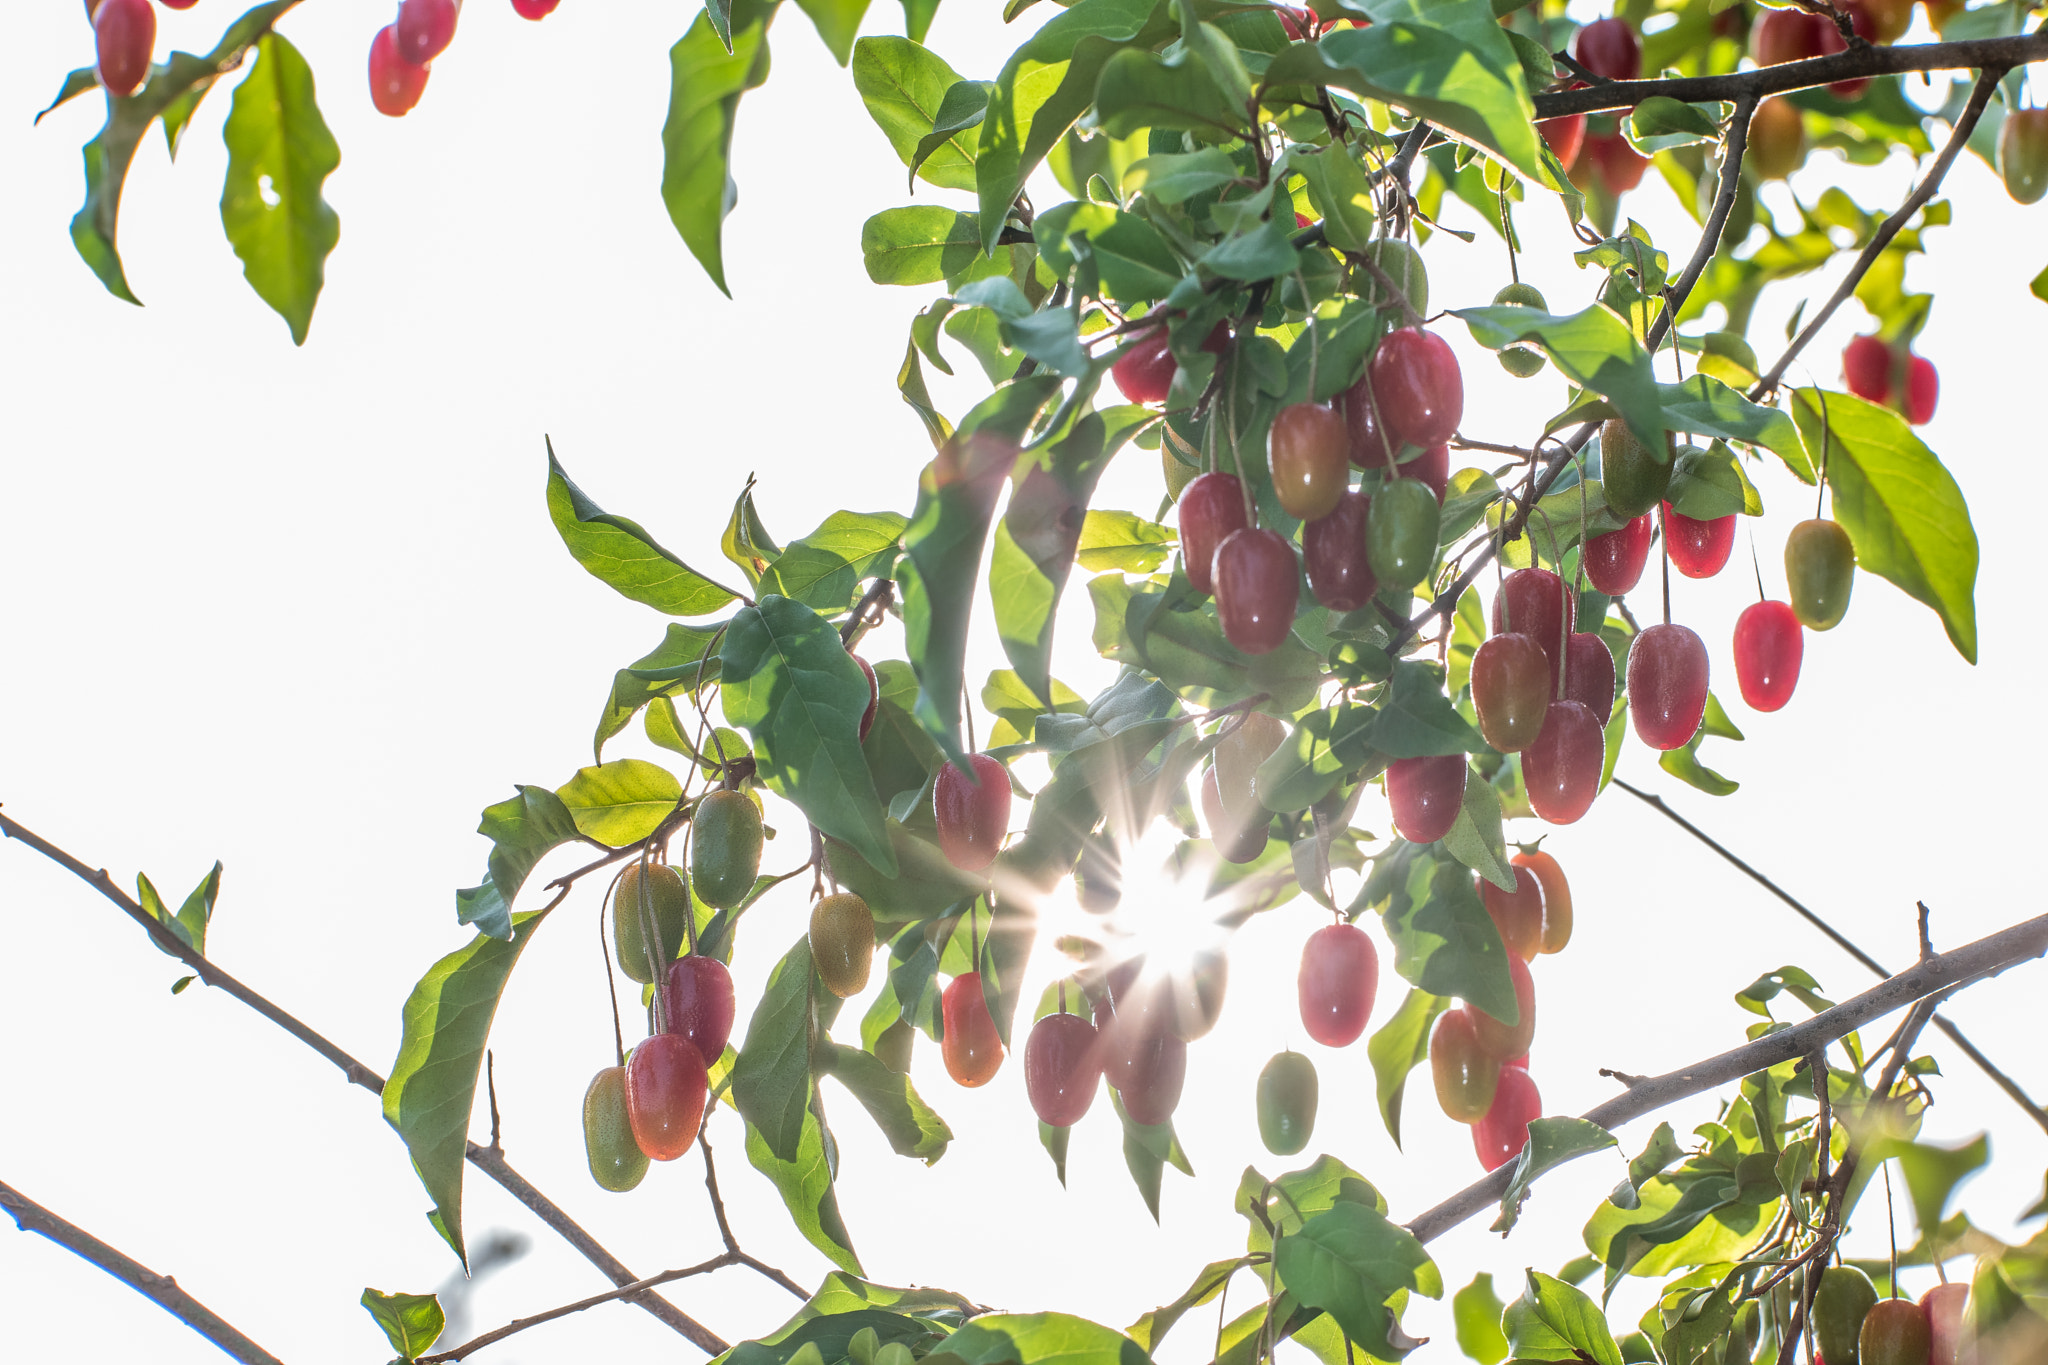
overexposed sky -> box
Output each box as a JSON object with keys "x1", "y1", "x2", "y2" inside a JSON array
[{"x1": 4, "y1": 4, "x2": 2045, "y2": 1363}]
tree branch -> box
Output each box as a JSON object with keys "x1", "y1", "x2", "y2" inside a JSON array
[
  {"x1": 0, "y1": 1178, "x2": 285, "y2": 1365},
  {"x1": 702, "y1": 1134, "x2": 809, "y2": 1299},
  {"x1": 1650, "y1": 92, "x2": 1757, "y2": 350},
  {"x1": 417, "y1": 1254, "x2": 740, "y2": 1364}
]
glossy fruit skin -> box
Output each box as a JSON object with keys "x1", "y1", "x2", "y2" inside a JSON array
[
  {"x1": 1214, "y1": 528, "x2": 1300, "y2": 655},
  {"x1": 583, "y1": 1067, "x2": 650, "y2": 1193},
  {"x1": 1118, "y1": 1027, "x2": 1188, "y2": 1125},
  {"x1": 1473, "y1": 1064, "x2": 1542, "y2": 1172},
  {"x1": 1628, "y1": 624, "x2": 1710, "y2": 750},
  {"x1": 1750, "y1": 97, "x2": 1807, "y2": 180},
  {"x1": 1362, "y1": 239, "x2": 1429, "y2": 317},
  {"x1": 1369, "y1": 329, "x2": 1463, "y2": 448},
  {"x1": 396, "y1": 0, "x2": 459, "y2": 65},
  {"x1": 941, "y1": 972, "x2": 1005, "y2": 1087},
  {"x1": 1860, "y1": 1298, "x2": 1932, "y2": 1365},
  {"x1": 1257, "y1": 1051, "x2": 1319, "y2": 1156},
  {"x1": 1600, "y1": 419, "x2": 1670, "y2": 520},
  {"x1": 1302, "y1": 490, "x2": 1377, "y2": 611},
  {"x1": 1471, "y1": 633, "x2": 1552, "y2": 754},
  {"x1": 1513, "y1": 850, "x2": 1573, "y2": 954},
  {"x1": 1481, "y1": 866, "x2": 1544, "y2": 961},
  {"x1": 513, "y1": 0, "x2": 563, "y2": 17},
  {"x1": 1203, "y1": 768, "x2": 1269, "y2": 863},
  {"x1": 1268, "y1": 402, "x2": 1350, "y2": 521},
  {"x1": 1471, "y1": 954, "x2": 1536, "y2": 1060},
  {"x1": 1575, "y1": 17, "x2": 1642, "y2": 81},
  {"x1": 1298, "y1": 922, "x2": 1380, "y2": 1047},
  {"x1": 1493, "y1": 283, "x2": 1549, "y2": 379},
  {"x1": 624, "y1": 1034, "x2": 709, "y2": 1162},
  {"x1": 1844, "y1": 333, "x2": 1893, "y2": 402},
  {"x1": 1540, "y1": 112, "x2": 1586, "y2": 172},
  {"x1": 934, "y1": 753, "x2": 1011, "y2": 872},
  {"x1": 369, "y1": 25, "x2": 431, "y2": 116},
  {"x1": 1904, "y1": 355, "x2": 1938, "y2": 424},
  {"x1": 665, "y1": 956, "x2": 736, "y2": 1065},
  {"x1": 1583, "y1": 514, "x2": 1654, "y2": 595},
  {"x1": 692, "y1": 789, "x2": 764, "y2": 909},
  {"x1": 1755, "y1": 8, "x2": 1859, "y2": 95},
  {"x1": 1920, "y1": 1282, "x2": 1968, "y2": 1365},
  {"x1": 1387, "y1": 755, "x2": 1465, "y2": 844},
  {"x1": 1733, "y1": 601, "x2": 1803, "y2": 713},
  {"x1": 95, "y1": 0, "x2": 155, "y2": 97},
  {"x1": 1112, "y1": 328, "x2": 1178, "y2": 405},
  {"x1": 809, "y1": 892, "x2": 875, "y2": 998},
  {"x1": 1023, "y1": 1012, "x2": 1101, "y2": 1126},
  {"x1": 1492, "y1": 568, "x2": 1574, "y2": 691},
  {"x1": 1524, "y1": 701, "x2": 1605, "y2": 825},
  {"x1": 1178, "y1": 472, "x2": 1249, "y2": 595},
  {"x1": 1564, "y1": 632, "x2": 1616, "y2": 723},
  {"x1": 1813, "y1": 1266, "x2": 1880, "y2": 1365},
  {"x1": 1364, "y1": 477, "x2": 1440, "y2": 593},
  {"x1": 1590, "y1": 133, "x2": 1648, "y2": 193},
  {"x1": 854, "y1": 655, "x2": 879, "y2": 741},
  {"x1": 1341, "y1": 370, "x2": 1395, "y2": 469},
  {"x1": 1431, "y1": 1008, "x2": 1501, "y2": 1123},
  {"x1": 1662, "y1": 503, "x2": 1736, "y2": 579},
  {"x1": 1405, "y1": 443, "x2": 1450, "y2": 502},
  {"x1": 614, "y1": 863, "x2": 691, "y2": 985},
  {"x1": 2001, "y1": 108, "x2": 2048, "y2": 205}
]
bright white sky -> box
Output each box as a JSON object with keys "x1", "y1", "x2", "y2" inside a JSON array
[{"x1": 3, "y1": 4, "x2": 2045, "y2": 1364}]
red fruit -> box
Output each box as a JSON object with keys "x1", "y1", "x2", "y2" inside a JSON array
[
  {"x1": 94, "y1": 0, "x2": 155, "y2": 98},
  {"x1": 1563, "y1": 632, "x2": 1615, "y2": 723},
  {"x1": 666, "y1": 956, "x2": 737, "y2": 1062},
  {"x1": 1754, "y1": 7, "x2": 1868, "y2": 96},
  {"x1": 1590, "y1": 133, "x2": 1648, "y2": 193},
  {"x1": 1024, "y1": 1012, "x2": 1102, "y2": 1127},
  {"x1": 1583, "y1": 514, "x2": 1653, "y2": 595},
  {"x1": 1178, "y1": 472, "x2": 1248, "y2": 595},
  {"x1": 854, "y1": 655, "x2": 879, "y2": 741},
  {"x1": 1431, "y1": 1008, "x2": 1500, "y2": 1122},
  {"x1": 941, "y1": 972, "x2": 1005, "y2": 1087},
  {"x1": 1303, "y1": 491, "x2": 1377, "y2": 611},
  {"x1": 513, "y1": 0, "x2": 562, "y2": 16},
  {"x1": 624, "y1": 1033, "x2": 708, "y2": 1161},
  {"x1": 1386, "y1": 755, "x2": 1465, "y2": 844},
  {"x1": 1267, "y1": 402, "x2": 1350, "y2": 521},
  {"x1": 1405, "y1": 443, "x2": 1450, "y2": 502},
  {"x1": 1920, "y1": 1282, "x2": 1968, "y2": 1365},
  {"x1": 1662, "y1": 503, "x2": 1736, "y2": 579},
  {"x1": 1202, "y1": 768, "x2": 1269, "y2": 863},
  {"x1": 1860, "y1": 1299, "x2": 1932, "y2": 1365},
  {"x1": 1297, "y1": 922, "x2": 1380, "y2": 1047},
  {"x1": 1277, "y1": 6, "x2": 1311, "y2": 41},
  {"x1": 1118, "y1": 1027, "x2": 1188, "y2": 1125},
  {"x1": 934, "y1": 753, "x2": 1011, "y2": 872},
  {"x1": 1844, "y1": 333, "x2": 1892, "y2": 403},
  {"x1": 1473, "y1": 1065, "x2": 1543, "y2": 1172},
  {"x1": 1523, "y1": 700, "x2": 1604, "y2": 825},
  {"x1": 1471, "y1": 955, "x2": 1536, "y2": 1060},
  {"x1": 1540, "y1": 113, "x2": 1587, "y2": 171},
  {"x1": 396, "y1": 0, "x2": 459, "y2": 65},
  {"x1": 1471, "y1": 633, "x2": 1551, "y2": 754},
  {"x1": 1492, "y1": 568, "x2": 1574, "y2": 690},
  {"x1": 160, "y1": 0, "x2": 201, "y2": 10},
  {"x1": 1213, "y1": 528, "x2": 1299, "y2": 655},
  {"x1": 1628, "y1": 623, "x2": 1710, "y2": 750},
  {"x1": 1368, "y1": 329, "x2": 1464, "y2": 448},
  {"x1": 1481, "y1": 866, "x2": 1544, "y2": 961},
  {"x1": 1341, "y1": 371, "x2": 1395, "y2": 469},
  {"x1": 369, "y1": 25, "x2": 431, "y2": 117},
  {"x1": 1575, "y1": 17, "x2": 1642, "y2": 82},
  {"x1": 1733, "y1": 600, "x2": 1803, "y2": 713},
  {"x1": 1112, "y1": 329, "x2": 1178, "y2": 405},
  {"x1": 1905, "y1": 355, "x2": 1938, "y2": 424}
]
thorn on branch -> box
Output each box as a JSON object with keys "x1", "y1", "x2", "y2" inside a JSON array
[
  {"x1": 1599, "y1": 1068, "x2": 1652, "y2": 1088},
  {"x1": 1918, "y1": 900, "x2": 1936, "y2": 963}
]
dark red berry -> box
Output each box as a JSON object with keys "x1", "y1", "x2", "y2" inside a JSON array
[
  {"x1": 1905, "y1": 355, "x2": 1938, "y2": 424},
  {"x1": 666, "y1": 956, "x2": 736, "y2": 1062},
  {"x1": 1368, "y1": 329, "x2": 1464, "y2": 448},
  {"x1": 1112, "y1": 328, "x2": 1178, "y2": 405},
  {"x1": 1471, "y1": 633, "x2": 1551, "y2": 753},
  {"x1": 94, "y1": 0, "x2": 155, "y2": 98},
  {"x1": 1387, "y1": 755, "x2": 1465, "y2": 844},
  {"x1": 369, "y1": 24, "x2": 431, "y2": 116},
  {"x1": 1843, "y1": 334, "x2": 1892, "y2": 403},
  {"x1": 1627, "y1": 623, "x2": 1710, "y2": 750},
  {"x1": 1117, "y1": 1026, "x2": 1187, "y2": 1125},
  {"x1": 941, "y1": 972, "x2": 1004, "y2": 1086},
  {"x1": 1302, "y1": 490, "x2": 1377, "y2": 611},
  {"x1": 1583, "y1": 514, "x2": 1653, "y2": 594},
  {"x1": 1213, "y1": 528, "x2": 1299, "y2": 655},
  {"x1": 1297, "y1": 923, "x2": 1379, "y2": 1048},
  {"x1": 1024, "y1": 1011, "x2": 1101, "y2": 1127},
  {"x1": 1341, "y1": 371, "x2": 1395, "y2": 469},
  {"x1": 1563, "y1": 632, "x2": 1616, "y2": 723},
  {"x1": 1473, "y1": 1064, "x2": 1542, "y2": 1172},
  {"x1": 1662, "y1": 503, "x2": 1736, "y2": 579},
  {"x1": 395, "y1": 0, "x2": 459, "y2": 65},
  {"x1": 1491, "y1": 568, "x2": 1574, "y2": 690},
  {"x1": 1178, "y1": 472, "x2": 1248, "y2": 596},
  {"x1": 1575, "y1": 17, "x2": 1642, "y2": 81},
  {"x1": 1470, "y1": 954, "x2": 1536, "y2": 1060},
  {"x1": 1202, "y1": 768, "x2": 1269, "y2": 863},
  {"x1": 1733, "y1": 600, "x2": 1803, "y2": 712},
  {"x1": 934, "y1": 753, "x2": 1011, "y2": 872},
  {"x1": 1540, "y1": 112, "x2": 1586, "y2": 171},
  {"x1": 513, "y1": 0, "x2": 563, "y2": 17},
  {"x1": 1523, "y1": 700, "x2": 1604, "y2": 825},
  {"x1": 624, "y1": 1033, "x2": 708, "y2": 1162}
]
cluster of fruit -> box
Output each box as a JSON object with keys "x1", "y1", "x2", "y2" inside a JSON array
[
  {"x1": 1842, "y1": 334, "x2": 1939, "y2": 427},
  {"x1": 86, "y1": 0, "x2": 197, "y2": 99},
  {"x1": 368, "y1": 0, "x2": 561, "y2": 119},
  {"x1": 1807, "y1": 1263, "x2": 1972, "y2": 1365}
]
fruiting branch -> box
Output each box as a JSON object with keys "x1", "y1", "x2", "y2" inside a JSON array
[{"x1": 0, "y1": 1178, "x2": 285, "y2": 1365}]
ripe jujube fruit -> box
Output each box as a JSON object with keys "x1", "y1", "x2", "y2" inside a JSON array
[
  {"x1": 1512, "y1": 850, "x2": 1573, "y2": 954},
  {"x1": 1523, "y1": 700, "x2": 1605, "y2": 825},
  {"x1": 1589, "y1": 133, "x2": 1648, "y2": 193},
  {"x1": 513, "y1": 0, "x2": 563, "y2": 17},
  {"x1": 613, "y1": 863, "x2": 691, "y2": 984},
  {"x1": 1564, "y1": 632, "x2": 1616, "y2": 723},
  {"x1": 1430, "y1": 1008, "x2": 1500, "y2": 1123},
  {"x1": 1845, "y1": 333, "x2": 1893, "y2": 403},
  {"x1": 1662, "y1": 502, "x2": 1736, "y2": 580},
  {"x1": 1472, "y1": 1064, "x2": 1542, "y2": 1172},
  {"x1": 1574, "y1": 17, "x2": 1642, "y2": 81},
  {"x1": 1363, "y1": 477, "x2": 1439, "y2": 592},
  {"x1": 624, "y1": 1033, "x2": 709, "y2": 1162},
  {"x1": 1203, "y1": 768, "x2": 1269, "y2": 863},
  {"x1": 1904, "y1": 355, "x2": 1938, "y2": 424},
  {"x1": 1628, "y1": 623, "x2": 1710, "y2": 750},
  {"x1": 395, "y1": 0, "x2": 460, "y2": 65},
  {"x1": 1178, "y1": 472, "x2": 1248, "y2": 595},
  {"x1": 1920, "y1": 1283, "x2": 1969, "y2": 1365},
  {"x1": 1754, "y1": 8, "x2": 1865, "y2": 98},
  {"x1": 1481, "y1": 867, "x2": 1544, "y2": 962},
  {"x1": 1111, "y1": 328, "x2": 1178, "y2": 405},
  {"x1": 1268, "y1": 402, "x2": 1349, "y2": 521},
  {"x1": 1813, "y1": 1266, "x2": 1880, "y2": 1365},
  {"x1": 94, "y1": 0, "x2": 154, "y2": 98},
  {"x1": 809, "y1": 892, "x2": 875, "y2": 998},
  {"x1": 1600, "y1": 419, "x2": 1669, "y2": 520},
  {"x1": 1540, "y1": 109, "x2": 1586, "y2": 172},
  {"x1": 1302, "y1": 490, "x2": 1377, "y2": 611},
  {"x1": 1471, "y1": 633, "x2": 1551, "y2": 754},
  {"x1": 667, "y1": 955, "x2": 736, "y2": 1062},
  {"x1": 1405, "y1": 442, "x2": 1450, "y2": 503},
  {"x1": 369, "y1": 25, "x2": 431, "y2": 116},
  {"x1": 1167, "y1": 946, "x2": 1229, "y2": 1041},
  {"x1": 1471, "y1": 954, "x2": 1536, "y2": 1061},
  {"x1": 1297, "y1": 922, "x2": 1379, "y2": 1047},
  {"x1": 1257, "y1": 1052, "x2": 1319, "y2": 1156},
  {"x1": 2001, "y1": 108, "x2": 2048, "y2": 205},
  {"x1": 940, "y1": 972, "x2": 1004, "y2": 1087},
  {"x1": 1369, "y1": 328, "x2": 1463, "y2": 448},
  {"x1": 1023, "y1": 1011, "x2": 1101, "y2": 1127},
  {"x1": 1213, "y1": 528, "x2": 1300, "y2": 654},
  {"x1": 1750, "y1": 97, "x2": 1807, "y2": 181},
  {"x1": 1583, "y1": 514, "x2": 1653, "y2": 595},
  {"x1": 1492, "y1": 568, "x2": 1574, "y2": 690},
  {"x1": 1386, "y1": 755, "x2": 1465, "y2": 844},
  {"x1": 1860, "y1": 1298, "x2": 1933, "y2": 1365},
  {"x1": 1341, "y1": 371, "x2": 1395, "y2": 469},
  {"x1": 692, "y1": 789, "x2": 763, "y2": 910},
  {"x1": 935, "y1": 753, "x2": 1011, "y2": 872},
  {"x1": 583, "y1": 1066, "x2": 650, "y2": 1192},
  {"x1": 1733, "y1": 601, "x2": 1803, "y2": 713},
  {"x1": 1117, "y1": 1026, "x2": 1188, "y2": 1125}
]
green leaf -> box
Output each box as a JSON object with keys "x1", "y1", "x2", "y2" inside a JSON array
[
  {"x1": 1788, "y1": 388, "x2": 1979, "y2": 662},
  {"x1": 136, "y1": 861, "x2": 222, "y2": 959},
  {"x1": 760, "y1": 510, "x2": 908, "y2": 611},
  {"x1": 1380, "y1": 854, "x2": 1516, "y2": 1022},
  {"x1": 1657, "y1": 376, "x2": 1804, "y2": 473},
  {"x1": 458, "y1": 786, "x2": 579, "y2": 939},
  {"x1": 851, "y1": 33, "x2": 980, "y2": 186},
  {"x1": 1292, "y1": 145, "x2": 1378, "y2": 252},
  {"x1": 546, "y1": 441, "x2": 741, "y2": 616},
  {"x1": 1256, "y1": 704, "x2": 1370, "y2": 814},
  {"x1": 1663, "y1": 443, "x2": 1761, "y2": 521},
  {"x1": 819, "y1": 1042, "x2": 952, "y2": 1163},
  {"x1": 719, "y1": 1311, "x2": 944, "y2": 1365},
  {"x1": 1127, "y1": 1258, "x2": 1248, "y2": 1353},
  {"x1": 1201, "y1": 215, "x2": 1304, "y2": 283},
  {"x1": 863, "y1": 207, "x2": 985, "y2": 286},
  {"x1": 926, "y1": 1314, "x2": 1150, "y2": 1365},
  {"x1": 1891, "y1": 1135, "x2": 1989, "y2": 1243},
  {"x1": 1656, "y1": 690, "x2": 1743, "y2": 798},
  {"x1": 554, "y1": 759, "x2": 681, "y2": 846},
  {"x1": 723, "y1": 596, "x2": 897, "y2": 871},
  {"x1": 1093, "y1": 47, "x2": 1248, "y2": 140},
  {"x1": 722, "y1": 481, "x2": 782, "y2": 587},
  {"x1": 1366, "y1": 988, "x2": 1446, "y2": 1148},
  {"x1": 1439, "y1": 767, "x2": 1515, "y2": 892},
  {"x1": 360, "y1": 1289, "x2": 445, "y2": 1362},
  {"x1": 1370, "y1": 663, "x2": 1485, "y2": 758},
  {"x1": 1273, "y1": 1202, "x2": 1440, "y2": 1359},
  {"x1": 595, "y1": 621, "x2": 728, "y2": 760},
  {"x1": 1625, "y1": 97, "x2": 1725, "y2": 153},
  {"x1": 735, "y1": 936, "x2": 820, "y2": 1164},
  {"x1": 1115, "y1": 1090, "x2": 1195, "y2": 1222},
  {"x1": 383, "y1": 909, "x2": 554, "y2": 1265},
  {"x1": 1077, "y1": 509, "x2": 1175, "y2": 573},
  {"x1": 1039, "y1": 1119, "x2": 1071, "y2": 1185},
  {"x1": 35, "y1": 67, "x2": 98, "y2": 126},
  {"x1": 1452, "y1": 1274, "x2": 1509, "y2": 1365},
  {"x1": 1504, "y1": 1272, "x2": 1622, "y2": 1365},
  {"x1": 1453, "y1": 305, "x2": 1665, "y2": 454},
  {"x1": 793, "y1": 0, "x2": 872, "y2": 65},
  {"x1": 1033, "y1": 202, "x2": 1184, "y2": 304},
  {"x1": 1493, "y1": 1119, "x2": 1619, "y2": 1234},
  {"x1": 217, "y1": 34, "x2": 339, "y2": 345},
  {"x1": 747, "y1": 1095, "x2": 863, "y2": 1275},
  {"x1": 661, "y1": 2, "x2": 774, "y2": 297},
  {"x1": 2032, "y1": 261, "x2": 2048, "y2": 305},
  {"x1": 1122, "y1": 147, "x2": 1238, "y2": 204},
  {"x1": 911, "y1": 81, "x2": 996, "y2": 189}
]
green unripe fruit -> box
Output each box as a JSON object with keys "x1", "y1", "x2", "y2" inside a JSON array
[
  {"x1": 1498, "y1": 347, "x2": 1548, "y2": 379},
  {"x1": 583, "y1": 1066, "x2": 650, "y2": 1192},
  {"x1": 810, "y1": 892, "x2": 876, "y2": 998},
  {"x1": 1364, "y1": 476, "x2": 1441, "y2": 591},
  {"x1": 1599, "y1": 418, "x2": 1671, "y2": 520},
  {"x1": 1256, "y1": 1050, "x2": 1319, "y2": 1156},
  {"x1": 1491, "y1": 282, "x2": 1550, "y2": 377},
  {"x1": 1785, "y1": 518, "x2": 1856, "y2": 631},
  {"x1": 613, "y1": 863, "x2": 691, "y2": 985},
  {"x1": 1362, "y1": 238, "x2": 1428, "y2": 318},
  {"x1": 1493, "y1": 282, "x2": 1546, "y2": 309},
  {"x1": 1163, "y1": 445, "x2": 1200, "y2": 501},
  {"x1": 691, "y1": 790, "x2": 763, "y2": 910},
  {"x1": 1814, "y1": 1265, "x2": 1880, "y2": 1365},
  {"x1": 1860, "y1": 1298, "x2": 1933, "y2": 1365}
]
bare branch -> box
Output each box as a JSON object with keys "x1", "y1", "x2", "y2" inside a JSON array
[
  {"x1": 702, "y1": 1134, "x2": 808, "y2": 1300},
  {"x1": 418, "y1": 1255, "x2": 739, "y2": 1363}
]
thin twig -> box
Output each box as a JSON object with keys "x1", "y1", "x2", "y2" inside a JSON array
[
  {"x1": 702, "y1": 1134, "x2": 808, "y2": 1300},
  {"x1": 417, "y1": 1254, "x2": 740, "y2": 1363}
]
